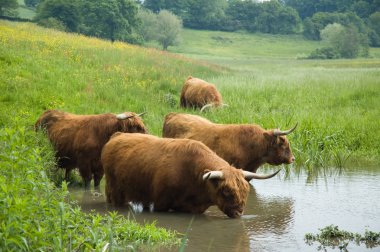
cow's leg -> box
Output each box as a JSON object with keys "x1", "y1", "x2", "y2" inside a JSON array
[
  {"x1": 64, "y1": 168, "x2": 71, "y2": 182},
  {"x1": 92, "y1": 165, "x2": 104, "y2": 188},
  {"x1": 111, "y1": 190, "x2": 126, "y2": 207},
  {"x1": 78, "y1": 166, "x2": 92, "y2": 188}
]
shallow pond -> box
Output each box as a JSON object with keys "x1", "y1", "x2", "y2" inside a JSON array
[{"x1": 71, "y1": 167, "x2": 380, "y2": 252}]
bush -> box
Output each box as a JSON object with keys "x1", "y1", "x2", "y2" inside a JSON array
[
  {"x1": 318, "y1": 23, "x2": 368, "y2": 59},
  {"x1": 307, "y1": 47, "x2": 340, "y2": 59}
]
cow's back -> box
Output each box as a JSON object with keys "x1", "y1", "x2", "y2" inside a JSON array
[
  {"x1": 163, "y1": 112, "x2": 214, "y2": 139},
  {"x1": 102, "y1": 133, "x2": 227, "y2": 208},
  {"x1": 180, "y1": 77, "x2": 222, "y2": 108}
]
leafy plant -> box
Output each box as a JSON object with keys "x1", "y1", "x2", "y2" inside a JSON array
[{"x1": 305, "y1": 225, "x2": 380, "y2": 250}]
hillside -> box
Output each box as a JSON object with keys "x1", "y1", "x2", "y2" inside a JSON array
[
  {"x1": 2, "y1": 20, "x2": 380, "y2": 168},
  {"x1": 0, "y1": 21, "x2": 225, "y2": 134}
]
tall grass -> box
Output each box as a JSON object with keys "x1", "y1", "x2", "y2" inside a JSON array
[
  {"x1": 0, "y1": 124, "x2": 180, "y2": 250},
  {"x1": 170, "y1": 29, "x2": 380, "y2": 171}
]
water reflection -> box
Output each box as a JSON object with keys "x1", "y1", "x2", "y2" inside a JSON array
[
  {"x1": 71, "y1": 182, "x2": 295, "y2": 252},
  {"x1": 70, "y1": 168, "x2": 380, "y2": 252}
]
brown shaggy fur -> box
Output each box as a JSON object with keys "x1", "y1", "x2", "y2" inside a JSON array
[
  {"x1": 35, "y1": 110, "x2": 147, "y2": 187},
  {"x1": 101, "y1": 133, "x2": 251, "y2": 218},
  {"x1": 180, "y1": 76, "x2": 223, "y2": 109},
  {"x1": 162, "y1": 113, "x2": 295, "y2": 173}
]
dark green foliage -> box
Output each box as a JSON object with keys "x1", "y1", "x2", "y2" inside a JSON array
[
  {"x1": 302, "y1": 12, "x2": 366, "y2": 40},
  {"x1": 305, "y1": 225, "x2": 380, "y2": 250},
  {"x1": 0, "y1": 0, "x2": 18, "y2": 16},
  {"x1": 35, "y1": 0, "x2": 81, "y2": 32},
  {"x1": 25, "y1": 0, "x2": 40, "y2": 8},
  {"x1": 79, "y1": 0, "x2": 140, "y2": 43},
  {"x1": 307, "y1": 47, "x2": 340, "y2": 59},
  {"x1": 223, "y1": 0, "x2": 301, "y2": 34},
  {"x1": 142, "y1": 0, "x2": 301, "y2": 34},
  {"x1": 284, "y1": 0, "x2": 379, "y2": 19},
  {"x1": 255, "y1": 0, "x2": 301, "y2": 34},
  {"x1": 368, "y1": 12, "x2": 380, "y2": 46}
]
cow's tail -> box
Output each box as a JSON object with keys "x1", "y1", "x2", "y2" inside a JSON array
[{"x1": 200, "y1": 103, "x2": 229, "y2": 113}]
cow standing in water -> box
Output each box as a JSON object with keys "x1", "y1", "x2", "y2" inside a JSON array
[
  {"x1": 101, "y1": 133, "x2": 280, "y2": 218},
  {"x1": 180, "y1": 76, "x2": 227, "y2": 112},
  {"x1": 163, "y1": 113, "x2": 297, "y2": 173},
  {"x1": 35, "y1": 110, "x2": 147, "y2": 187}
]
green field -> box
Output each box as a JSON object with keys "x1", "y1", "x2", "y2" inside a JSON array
[
  {"x1": 16, "y1": 0, "x2": 36, "y2": 20},
  {"x1": 1, "y1": 21, "x2": 380, "y2": 250},
  {"x1": 169, "y1": 29, "x2": 380, "y2": 170}
]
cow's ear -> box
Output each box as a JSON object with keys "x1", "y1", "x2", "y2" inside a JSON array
[{"x1": 264, "y1": 131, "x2": 277, "y2": 145}]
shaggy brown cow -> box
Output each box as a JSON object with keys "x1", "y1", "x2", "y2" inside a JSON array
[
  {"x1": 101, "y1": 133, "x2": 280, "y2": 218},
  {"x1": 180, "y1": 76, "x2": 226, "y2": 112},
  {"x1": 162, "y1": 113, "x2": 297, "y2": 173},
  {"x1": 35, "y1": 110, "x2": 147, "y2": 187}
]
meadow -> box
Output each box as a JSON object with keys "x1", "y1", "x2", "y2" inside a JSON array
[
  {"x1": 170, "y1": 29, "x2": 380, "y2": 171},
  {"x1": 1, "y1": 21, "x2": 380, "y2": 250}
]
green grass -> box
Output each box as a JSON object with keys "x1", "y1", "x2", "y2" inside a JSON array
[
  {"x1": 169, "y1": 29, "x2": 380, "y2": 171},
  {"x1": 0, "y1": 126, "x2": 180, "y2": 251}
]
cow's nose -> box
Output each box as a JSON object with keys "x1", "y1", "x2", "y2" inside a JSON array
[{"x1": 291, "y1": 157, "x2": 295, "y2": 163}]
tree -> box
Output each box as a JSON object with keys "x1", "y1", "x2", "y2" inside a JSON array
[
  {"x1": 25, "y1": 0, "x2": 41, "y2": 8},
  {"x1": 0, "y1": 0, "x2": 18, "y2": 17},
  {"x1": 155, "y1": 10, "x2": 182, "y2": 50},
  {"x1": 255, "y1": 1, "x2": 301, "y2": 34},
  {"x1": 351, "y1": 1, "x2": 372, "y2": 18},
  {"x1": 368, "y1": 12, "x2": 380, "y2": 46},
  {"x1": 79, "y1": 0, "x2": 140, "y2": 43},
  {"x1": 320, "y1": 23, "x2": 368, "y2": 58},
  {"x1": 136, "y1": 8, "x2": 158, "y2": 42},
  {"x1": 303, "y1": 12, "x2": 366, "y2": 40},
  {"x1": 35, "y1": 0, "x2": 81, "y2": 32}
]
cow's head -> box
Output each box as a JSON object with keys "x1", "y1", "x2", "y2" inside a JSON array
[
  {"x1": 202, "y1": 168, "x2": 281, "y2": 218},
  {"x1": 116, "y1": 112, "x2": 148, "y2": 134},
  {"x1": 264, "y1": 123, "x2": 297, "y2": 166},
  {"x1": 203, "y1": 168, "x2": 249, "y2": 218}
]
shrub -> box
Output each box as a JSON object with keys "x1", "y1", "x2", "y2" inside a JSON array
[{"x1": 307, "y1": 47, "x2": 340, "y2": 59}]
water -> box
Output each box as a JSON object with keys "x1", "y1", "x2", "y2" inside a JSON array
[{"x1": 71, "y1": 168, "x2": 380, "y2": 251}]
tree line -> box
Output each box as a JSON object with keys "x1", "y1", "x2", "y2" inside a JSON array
[{"x1": 1, "y1": 0, "x2": 380, "y2": 57}]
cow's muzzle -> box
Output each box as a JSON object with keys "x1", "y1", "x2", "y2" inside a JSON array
[{"x1": 224, "y1": 207, "x2": 244, "y2": 218}]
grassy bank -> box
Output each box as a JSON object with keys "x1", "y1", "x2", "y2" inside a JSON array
[
  {"x1": 0, "y1": 126, "x2": 179, "y2": 250},
  {"x1": 0, "y1": 21, "x2": 225, "y2": 250}
]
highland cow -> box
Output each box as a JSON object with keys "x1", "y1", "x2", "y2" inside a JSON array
[
  {"x1": 35, "y1": 110, "x2": 147, "y2": 187},
  {"x1": 163, "y1": 113, "x2": 297, "y2": 173},
  {"x1": 180, "y1": 76, "x2": 226, "y2": 112},
  {"x1": 101, "y1": 133, "x2": 279, "y2": 218}
]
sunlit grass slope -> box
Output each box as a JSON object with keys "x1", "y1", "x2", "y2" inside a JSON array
[
  {"x1": 0, "y1": 21, "x2": 227, "y2": 251},
  {"x1": 0, "y1": 21, "x2": 224, "y2": 134}
]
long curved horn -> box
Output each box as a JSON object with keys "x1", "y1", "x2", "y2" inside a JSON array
[
  {"x1": 116, "y1": 113, "x2": 135, "y2": 120},
  {"x1": 137, "y1": 112, "x2": 147, "y2": 117},
  {"x1": 273, "y1": 123, "x2": 298, "y2": 136},
  {"x1": 242, "y1": 169, "x2": 281, "y2": 180},
  {"x1": 203, "y1": 171, "x2": 224, "y2": 180},
  {"x1": 200, "y1": 104, "x2": 214, "y2": 112}
]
